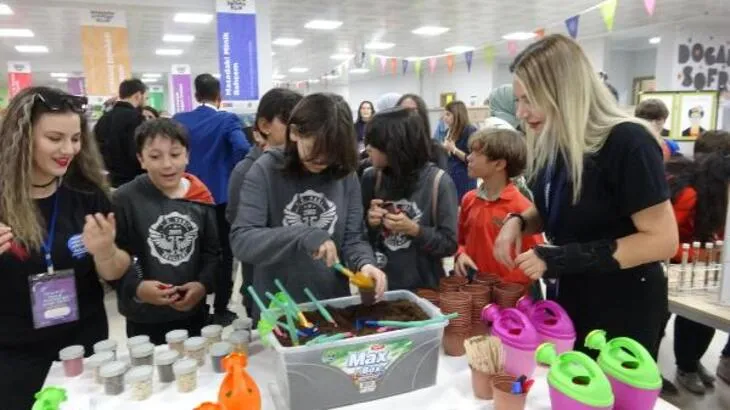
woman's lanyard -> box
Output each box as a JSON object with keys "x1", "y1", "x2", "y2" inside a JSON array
[
  {"x1": 543, "y1": 159, "x2": 567, "y2": 238},
  {"x1": 40, "y1": 191, "x2": 60, "y2": 275}
]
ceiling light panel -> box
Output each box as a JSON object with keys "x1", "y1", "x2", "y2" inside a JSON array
[
  {"x1": 304, "y1": 20, "x2": 343, "y2": 30},
  {"x1": 173, "y1": 13, "x2": 213, "y2": 24},
  {"x1": 15, "y1": 45, "x2": 48, "y2": 53},
  {"x1": 273, "y1": 37, "x2": 303, "y2": 46},
  {"x1": 163, "y1": 34, "x2": 195, "y2": 43},
  {"x1": 365, "y1": 41, "x2": 395, "y2": 50},
  {"x1": 412, "y1": 26, "x2": 450, "y2": 36},
  {"x1": 0, "y1": 28, "x2": 34, "y2": 37}
]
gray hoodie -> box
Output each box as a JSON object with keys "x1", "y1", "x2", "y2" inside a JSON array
[
  {"x1": 361, "y1": 164, "x2": 458, "y2": 290},
  {"x1": 230, "y1": 150, "x2": 376, "y2": 319},
  {"x1": 226, "y1": 145, "x2": 263, "y2": 223}
]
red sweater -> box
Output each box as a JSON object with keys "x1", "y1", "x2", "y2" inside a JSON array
[
  {"x1": 671, "y1": 186, "x2": 722, "y2": 262},
  {"x1": 457, "y1": 184, "x2": 543, "y2": 285}
]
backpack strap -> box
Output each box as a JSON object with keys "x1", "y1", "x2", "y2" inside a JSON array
[{"x1": 431, "y1": 169, "x2": 445, "y2": 223}]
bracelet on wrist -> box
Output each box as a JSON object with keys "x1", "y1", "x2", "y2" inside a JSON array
[{"x1": 505, "y1": 213, "x2": 527, "y2": 232}]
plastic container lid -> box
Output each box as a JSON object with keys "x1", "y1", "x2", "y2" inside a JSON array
[
  {"x1": 536, "y1": 343, "x2": 614, "y2": 407},
  {"x1": 210, "y1": 342, "x2": 233, "y2": 357},
  {"x1": 232, "y1": 317, "x2": 253, "y2": 330},
  {"x1": 184, "y1": 336, "x2": 206, "y2": 351},
  {"x1": 173, "y1": 358, "x2": 198, "y2": 376},
  {"x1": 59, "y1": 345, "x2": 85, "y2": 361},
  {"x1": 127, "y1": 335, "x2": 150, "y2": 348},
  {"x1": 585, "y1": 330, "x2": 662, "y2": 390},
  {"x1": 487, "y1": 307, "x2": 541, "y2": 350},
  {"x1": 99, "y1": 361, "x2": 127, "y2": 378},
  {"x1": 201, "y1": 325, "x2": 223, "y2": 338},
  {"x1": 227, "y1": 330, "x2": 249, "y2": 344},
  {"x1": 524, "y1": 300, "x2": 576, "y2": 339},
  {"x1": 156, "y1": 350, "x2": 181, "y2": 366},
  {"x1": 87, "y1": 351, "x2": 115, "y2": 368},
  {"x1": 166, "y1": 329, "x2": 189, "y2": 344},
  {"x1": 93, "y1": 339, "x2": 118, "y2": 353},
  {"x1": 125, "y1": 365, "x2": 154, "y2": 383},
  {"x1": 130, "y1": 342, "x2": 155, "y2": 358}
]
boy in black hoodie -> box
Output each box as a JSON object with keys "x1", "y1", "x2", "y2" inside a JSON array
[{"x1": 114, "y1": 119, "x2": 221, "y2": 344}]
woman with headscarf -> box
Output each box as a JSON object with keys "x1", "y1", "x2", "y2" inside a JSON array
[{"x1": 489, "y1": 85, "x2": 521, "y2": 131}]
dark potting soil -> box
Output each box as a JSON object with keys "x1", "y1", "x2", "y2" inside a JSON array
[{"x1": 274, "y1": 299, "x2": 430, "y2": 347}]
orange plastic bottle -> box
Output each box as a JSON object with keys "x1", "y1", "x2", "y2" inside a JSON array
[{"x1": 218, "y1": 352, "x2": 261, "y2": 410}]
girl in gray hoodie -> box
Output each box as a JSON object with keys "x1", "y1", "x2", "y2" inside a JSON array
[{"x1": 230, "y1": 93, "x2": 387, "y2": 320}]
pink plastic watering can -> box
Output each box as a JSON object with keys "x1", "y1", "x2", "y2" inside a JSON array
[
  {"x1": 482, "y1": 304, "x2": 540, "y2": 377},
  {"x1": 516, "y1": 297, "x2": 576, "y2": 353}
]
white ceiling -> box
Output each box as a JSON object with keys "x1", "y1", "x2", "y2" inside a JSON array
[{"x1": 1, "y1": 0, "x2": 729, "y2": 87}]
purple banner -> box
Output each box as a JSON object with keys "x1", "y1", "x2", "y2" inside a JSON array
[
  {"x1": 217, "y1": 0, "x2": 259, "y2": 101},
  {"x1": 67, "y1": 76, "x2": 86, "y2": 96},
  {"x1": 170, "y1": 64, "x2": 192, "y2": 113}
]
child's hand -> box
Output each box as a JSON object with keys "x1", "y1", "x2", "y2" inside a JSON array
[
  {"x1": 454, "y1": 253, "x2": 478, "y2": 276},
  {"x1": 360, "y1": 264, "x2": 388, "y2": 301},
  {"x1": 136, "y1": 280, "x2": 180, "y2": 306},
  {"x1": 0, "y1": 223, "x2": 12, "y2": 255},
  {"x1": 367, "y1": 199, "x2": 388, "y2": 228},
  {"x1": 313, "y1": 239, "x2": 339, "y2": 267},
  {"x1": 170, "y1": 282, "x2": 206, "y2": 312},
  {"x1": 383, "y1": 212, "x2": 419, "y2": 236},
  {"x1": 83, "y1": 213, "x2": 117, "y2": 259}
]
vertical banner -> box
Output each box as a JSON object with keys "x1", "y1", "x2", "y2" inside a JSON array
[
  {"x1": 148, "y1": 85, "x2": 165, "y2": 111},
  {"x1": 7, "y1": 61, "x2": 31, "y2": 98},
  {"x1": 216, "y1": 0, "x2": 259, "y2": 101},
  {"x1": 80, "y1": 10, "x2": 130, "y2": 96},
  {"x1": 169, "y1": 64, "x2": 193, "y2": 114},
  {"x1": 67, "y1": 76, "x2": 86, "y2": 96}
]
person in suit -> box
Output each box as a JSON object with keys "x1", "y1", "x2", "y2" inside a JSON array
[
  {"x1": 93, "y1": 79, "x2": 147, "y2": 187},
  {"x1": 173, "y1": 74, "x2": 250, "y2": 326}
]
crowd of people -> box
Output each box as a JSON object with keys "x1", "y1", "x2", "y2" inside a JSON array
[{"x1": 0, "y1": 33, "x2": 728, "y2": 409}]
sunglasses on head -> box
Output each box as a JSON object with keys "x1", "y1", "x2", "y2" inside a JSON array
[{"x1": 34, "y1": 92, "x2": 88, "y2": 113}]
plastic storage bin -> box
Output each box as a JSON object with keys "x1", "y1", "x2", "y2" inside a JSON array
[{"x1": 267, "y1": 290, "x2": 446, "y2": 410}]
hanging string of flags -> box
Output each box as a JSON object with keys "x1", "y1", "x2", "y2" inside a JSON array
[{"x1": 292, "y1": 0, "x2": 654, "y2": 86}]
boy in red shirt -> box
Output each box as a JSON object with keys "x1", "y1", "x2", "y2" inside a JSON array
[{"x1": 454, "y1": 128, "x2": 542, "y2": 285}]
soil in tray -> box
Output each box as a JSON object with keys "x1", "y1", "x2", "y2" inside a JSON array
[{"x1": 275, "y1": 299, "x2": 430, "y2": 347}]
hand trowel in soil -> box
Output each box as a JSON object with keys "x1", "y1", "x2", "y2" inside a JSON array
[{"x1": 332, "y1": 263, "x2": 376, "y2": 305}]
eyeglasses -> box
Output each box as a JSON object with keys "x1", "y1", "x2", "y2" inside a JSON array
[{"x1": 34, "y1": 92, "x2": 88, "y2": 113}]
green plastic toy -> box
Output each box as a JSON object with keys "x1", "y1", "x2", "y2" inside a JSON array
[
  {"x1": 535, "y1": 343, "x2": 614, "y2": 408},
  {"x1": 32, "y1": 387, "x2": 67, "y2": 410},
  {"x1": 584, "y1": 329, "x2": 662, "y2": 391}
]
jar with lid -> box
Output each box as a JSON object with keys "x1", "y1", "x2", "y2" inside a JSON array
[
  {"x1": 59, "y1": 345, "x2": 85, "y2": 377},
  {"x1": 165, "y1": 329, "x2": 189, "y2": 355},
  {"x1": 126, "y1": 365, "x2": 154, "y2": 401},
  {"x1": 227, "y1": 330, "x2": 249, "y2": 355},
  {"x1": 155, "y1": 349, "x2": 180, "y2": 383},
  {"x1": 126, "y1": 335, "x2": 150, "y2": 352},
  {"x1": 209, "y1": 342, "x2": 232, "y2": 373},
  {"x1": 201, "y1": 324, "x2": 223, "y2": 350},
  {"x1": 87, "y1": 351, "x2": 115, "y2": 384},
  {"x1": 172, "y1": 358, "x2": 198, "y2": 393},
  {"x1": 232, "y1": 318, "x2": 253, "y2": 342},
  {"x1": 130, "y1": 342, "x2": 155, "y2": 367},
  {"x1": 93, "y1": 339, "x2": 118, "y2": 360},
  {"x1": 184, "y1": 336, "x2": 207, "y2": 367},
  {"x1": 99, "y1": 361, "x2": 127, "y2": 396}
]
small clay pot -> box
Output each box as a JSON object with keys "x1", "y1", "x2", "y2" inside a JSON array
[
  {"x1": 360, "y1": 288, "x2": 376, "y2": 306},
  {"x1": 443, "y1": 330, "x2": 468, "y2": 356},
  {"x1": 470, "y1": 322, "x2": 488, "y2": 338},
  {"x1": 493, "y1": 376, "x2": 527, "y2": 410},
  {"x1": 460, "y1": 284, "x2": 491, "y2": 324},
  {"x1": 440, "y1": 276, "x2": 468, "y2": 293},
  {"x1": 439, "y1": 292, "x2": 472, "y2": 329},
  {"x1": 416, "y1": 288, "x2": 440, "y2": 307},
  {"x1": 493, "y1": 283, "x2": 525, "y2": 308},
  {"x1": 474, "y1": 273, "x2": 501, "y2": 287},
  {"x1": 470, "y1": 367, "x2": 495, "y2": 400}
]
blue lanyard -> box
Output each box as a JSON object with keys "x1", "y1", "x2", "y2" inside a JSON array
[
  {"x1": 40, "y1": 191, "x2": 60, "y2": 274},
  {"x1": 543, "y1": 160, "x2": 566, "y2": 237}
]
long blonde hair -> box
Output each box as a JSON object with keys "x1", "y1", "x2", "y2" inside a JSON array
[
  {"x1": 511, "y1": 34, "x2": 657, "y2": 202},
  {"x1": 0, "y1": 87, "x2": 109, "y2": 251}
]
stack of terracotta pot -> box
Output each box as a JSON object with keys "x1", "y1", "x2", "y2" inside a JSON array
[
  {"x1": 415, "y1": 288, "x2": 440, "y2": 307},
  {"x1": 459, "y1": 283, "x2": 491, "y2": 336},
  {"x1": 493, "y1": 282, "x2": 526, "y2": 308},
  {"x1": 439, "y1": 275, "x2": 468, "y2": 292},
  {"x1": 473, "y1": 273, "x2": 501, "y2": 288},
  {"x1": 439, "y1": 291, "x2": 472, "y2": 356}
]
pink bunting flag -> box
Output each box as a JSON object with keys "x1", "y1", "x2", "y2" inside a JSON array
[
  {"x1": 507, "y1": 41, "x2": 519, "y2": 57},
  {"x1": 379, "y1": 56, "x2": 388, "y2": 73},
  {"x1": 428, "y1": 58, "x2": 437, "y2": 74},
  {"x1": 644, "y1": 0, "x2": 656, "y2": 16}
]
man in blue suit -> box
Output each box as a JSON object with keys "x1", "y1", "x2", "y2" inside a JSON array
[{"x1": 174, "y1": 74, "x2": 250, "y2": 325}]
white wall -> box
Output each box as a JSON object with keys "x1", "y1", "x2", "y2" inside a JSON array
[{"x1": 607, "y1": 48, "x2": 657, "y2": 105}]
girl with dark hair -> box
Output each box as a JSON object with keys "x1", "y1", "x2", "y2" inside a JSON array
[
  {"x1": 397, "y1": 94, "x2": 449, "y2": 170},
  {"x1": 362, "y1": 108, "x2": 458, "y2": 289},
  {"x1": 0, "y1": 87, "x2": 130, "y2": 410},
  {"x1": 667, "y1": 153, "x2": 730, "y2": 393},
  {"x1": 230, "y1": 93, "x2": 387, "y2": 320},
  {"x1": 443, "y1": 100, "x2": 477, "y2": 201},
  {"x1": 142, "y1": 106, "x2": 160, "y2": 121},
  {"x1": 354, "y1": 100, "x2": 375, "y2": 148}
]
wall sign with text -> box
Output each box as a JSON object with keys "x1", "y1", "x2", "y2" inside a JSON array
[{"x1": 673, "y1": 33, "x2": 730, "y2": 91}]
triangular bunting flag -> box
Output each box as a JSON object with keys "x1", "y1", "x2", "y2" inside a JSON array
[
  {"x1": 484, "y1": 46, "x2": 496, "y2": 65},
  {"x1": 379, "y1": 56, "x2": 388, "y2": 73},
  {"x1": 600, "y1": 0, "x2": 618, "y2": 32},
  {"x1": 535, "y1": 28, "x2": 545, "y2": 39},
  {"x1": 390, "y1": 58, "x2": 398, "y2": 75},
  {"x1": 402, "y1": 59, "x2": 409, "y2": 75},
  {"x1": 465, "y1": 51, "x2": 473, "y2": 72},
  {"x1": 369, "y1": 54, "x2": 376, "y2": 68},
  {"x1": 415, "y1": 60, "x2": 423, "y2": 76},
  {"x1": 446, "y1": 55, "x2": 455, "y2": 73},
  {"x1": 507, "y1": 41, "x2": 518, "y2": 57},
  {"x1": 565, "y1": 15, "x2": 580, "y2": 39},
  {"x1": 644, "y1": 0, "x2": 655, "y2": 16},
  {"x1": 428, "y1": 58, "x2": 437, "y2": 74}
]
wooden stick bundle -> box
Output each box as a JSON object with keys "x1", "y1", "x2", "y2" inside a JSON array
[{"x1": 464, "y1": 335, "x2": 504, "y2": 374}]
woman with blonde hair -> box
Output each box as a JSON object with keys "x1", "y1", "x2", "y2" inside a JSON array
[
  {"x1": 442, "y1": 100, "x2": 477, "y2": 201},
  {"x1": 0, "y1": 87, "x2": 130, "y2": 409},
  {"x1": 493, "y1": 34, "x2": 678, "y2": 356}
]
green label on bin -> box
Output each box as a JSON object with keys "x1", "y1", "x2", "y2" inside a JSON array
[{"x1": 322, "y1": 339, "x2": 413, "y2": 394}]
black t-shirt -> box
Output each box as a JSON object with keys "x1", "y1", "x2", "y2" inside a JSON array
[{"x1": 0, "y1": 183, "x2": 111, "y2": 348}]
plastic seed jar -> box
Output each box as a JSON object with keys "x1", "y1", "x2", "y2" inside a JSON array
[
  {"x1": 232, "y1": 318, "x2": 253, "y2": 341},
  {"x1": 93, "y1": 339, "x2": 118, "y2": 360},
  {"x1": 99, "y1": 361, "x2": 127, "y2": 396},
  {"x1": 126, "y1": 335, "x2": 150, "y2": 352},
  {"x1": 184, "y1": 337, "x2": 207, "y2": 367},
  {"x1": 165, "y1": 329, "x2": 189, "y2": 355},
  {"x1": 227, "y1": 331, "x2": 249, "y2": 355},
  {"x1": 210, "y1": 342, "x2": 232, "y2": 373},
  {"x1": 173, "y1": 358, "x2": 198, "y2": 393},
  {"x1": 130, "y1": 342, "x2": 155, "y2": 367},
  {"x1": 126, "y1": 365, "x2": 154, "y2": 401},
  {"x1": 155, "y1": 349, "x2": 180, "y2": 383},
  {"x1": 87, "y1": 351, "x2": 115, "y2": 384},
  {"x1": 201, "y1": 324, "x2": 223, "y2": 349},
  {"x1": 59, "y1": 345, "x2": 85, "y2": 377}
]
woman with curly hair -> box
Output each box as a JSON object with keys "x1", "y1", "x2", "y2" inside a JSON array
[{"x1": 0, "y1": 87, "x2": 130, "y2": 409}]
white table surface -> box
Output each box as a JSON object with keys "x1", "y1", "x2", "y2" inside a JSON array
[{"x1": 44, "y1": 337, "x2": 679, "y2": 410}]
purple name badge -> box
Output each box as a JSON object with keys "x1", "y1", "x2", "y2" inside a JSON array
[{"x1": 28, "y1": 269, "x2": 79, "y2": 329}]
